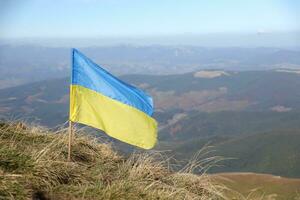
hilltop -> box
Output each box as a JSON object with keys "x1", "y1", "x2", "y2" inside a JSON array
[
  {"x1": 0, "y1": 122, "x2": 226, "y2": 200},
  {"x1": 2, "y1": 122, "x2": 300, "y2": 199}
]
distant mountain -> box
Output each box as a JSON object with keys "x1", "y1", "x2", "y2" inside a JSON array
[
  {"x1": 1, "y1": 45, "x2": 300, "y2": 88},
  {"x1": 123, "y1": 70, "x2": 300, "y2": 112},
  {"x1": 2, "y1": 70, "x2": 300, "y2": 177}
]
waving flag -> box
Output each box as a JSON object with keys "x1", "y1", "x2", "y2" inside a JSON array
[{"x1": 69, "y1": 49, "x2": 157, "y2": 149}]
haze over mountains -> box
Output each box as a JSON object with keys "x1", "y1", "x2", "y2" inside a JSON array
[
  {"x1": 1, "y1": 45, "x2": 300, "y2": 88},
  {"x1": 2, "y1": 66, "x2": 300, "y2": 177}
]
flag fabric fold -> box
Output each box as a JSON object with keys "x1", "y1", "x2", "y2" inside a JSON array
[{"x1": 69, "y1": 49, "x2": 157, "y2": 149}]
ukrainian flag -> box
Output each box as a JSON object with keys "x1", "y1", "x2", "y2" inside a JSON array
[{"x1": 69, "y1": 49, "x2": 157, "y2": 149}]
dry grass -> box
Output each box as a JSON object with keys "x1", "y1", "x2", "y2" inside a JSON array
[{"x1": 0, "y1": 121, "x2": 230, "y2": 200}]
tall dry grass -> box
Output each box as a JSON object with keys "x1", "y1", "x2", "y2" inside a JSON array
[{"x1": 0, "y1": 122, "x2": 231, "y2": 200}]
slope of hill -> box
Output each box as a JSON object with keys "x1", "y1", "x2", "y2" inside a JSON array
[
  {"x1": 168, "y1": 129, "x2": 300, "y2": 177},
  {"x1": 213, "y1": 173, "x2": 300, "y2": 200},
  {"x1": 0, "y1": 122, "x2": 225, "y2": 200},
  {"x1": 2, "y1": 122, "x2": 300, "y2": 199}
]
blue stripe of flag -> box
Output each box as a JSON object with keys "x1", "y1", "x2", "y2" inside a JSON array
[{"x1": 71, "y1": 49, "x2": 154, "y2": 116}]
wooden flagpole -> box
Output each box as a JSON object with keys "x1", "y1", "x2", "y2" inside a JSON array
[
  {"x1": 68, "y1": 49, "x2": 74, "y2": 162},
  {"x1": 67, "y1": 120, "x2": 73, "y2": 162}
]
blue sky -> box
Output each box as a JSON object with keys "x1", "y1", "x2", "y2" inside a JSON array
[{"x1": 0, "y1": 0, "x2": 299, "y2": 39}]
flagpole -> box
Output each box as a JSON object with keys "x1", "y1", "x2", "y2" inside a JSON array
[
  {"x1": 68, "y1": 49, "x2": 74, "y2": 162},
  {"x1": 67, "y1": 120, "x2": 73, "y2": 162}
]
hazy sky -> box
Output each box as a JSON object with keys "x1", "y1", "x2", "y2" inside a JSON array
[{"x1": 0, "y1": 0, "x2": 299, "y2": 38}]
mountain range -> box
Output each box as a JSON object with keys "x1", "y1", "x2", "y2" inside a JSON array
[{"x1": 1, "y1": 45, "x2": 300, "y2": 88}]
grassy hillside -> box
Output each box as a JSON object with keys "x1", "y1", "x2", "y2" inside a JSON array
[
  {"x1": 0, "y1": 122, "x2": 227, "y2": 200},
  {"x1": 213, "y1": 173, "x2": 300, "y2": 200}
]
